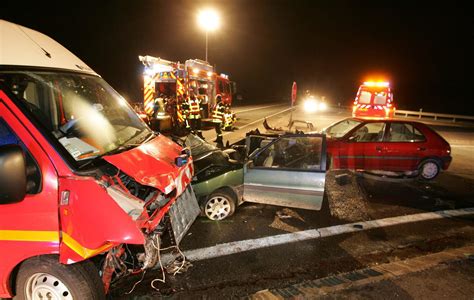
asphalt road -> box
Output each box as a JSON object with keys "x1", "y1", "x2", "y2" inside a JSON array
[{"x1": 110, "y1": 104, "x2": 474, "y2": 299}]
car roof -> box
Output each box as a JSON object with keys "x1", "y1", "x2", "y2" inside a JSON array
[
  {"x1": 0, "y1": 19, "x2": 98, "y2": 76},
  {"x1": 346, "y1": 117, "x2": 424, "y2": 125}
]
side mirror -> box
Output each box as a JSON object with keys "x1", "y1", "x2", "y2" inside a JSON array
[{"x1": 0, "y1": 145, "x2": 27, "y2": 204}]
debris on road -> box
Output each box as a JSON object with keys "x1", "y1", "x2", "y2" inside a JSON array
[{"x1": 326, "y1": 170, "x2": 371, "y2": 222}]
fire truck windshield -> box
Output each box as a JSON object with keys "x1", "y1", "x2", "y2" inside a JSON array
[{"x1": 0, "y1": 70, "x2": 151, "y2": 164}]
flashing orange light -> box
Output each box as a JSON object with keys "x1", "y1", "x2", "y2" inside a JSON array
[{"x1": 363, "y1": 81, "x2": 390, "y2": 87}]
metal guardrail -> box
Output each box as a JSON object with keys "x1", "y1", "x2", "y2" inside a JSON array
[
  {"x1": 331, "y1": 105, "x2": 474, "y2": 125},
  {"x1": 394, "y1": 109, "x2": 474, "y2": 123}
]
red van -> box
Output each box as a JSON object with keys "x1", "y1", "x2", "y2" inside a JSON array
[
  {"x1": 352, "y1": 81, "x2": 395, "y2": 118},
  {"x1": 0, "y1": 20, "x2": 199, "y2": 298}
]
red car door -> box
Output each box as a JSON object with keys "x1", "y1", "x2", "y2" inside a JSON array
[
  {"x1": 382, "y1": 122, "x2": 426, "y2": 171},
  {"x1": 338, "y1": 122, "x2": 387, "y2": 170}
]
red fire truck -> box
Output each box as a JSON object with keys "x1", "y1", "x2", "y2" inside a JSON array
[
  {"x1": 0, "y1": 20, "x2": 199, "y2": 298},
  {"x1": 352, "y1": 81, "x2": 395, "y2": 118},
  {"x1": 139, "y1": 55, "x2": 236, "y2": 130}
]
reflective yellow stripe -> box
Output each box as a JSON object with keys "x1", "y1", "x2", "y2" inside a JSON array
[
  {"x1": 0, "y1": 230, "x2": 59, "y2": 242},
  {"x1": 62, "y1": 233, "x2": 113, "y2": 259}
]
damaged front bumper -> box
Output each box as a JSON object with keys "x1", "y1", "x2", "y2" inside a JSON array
[{"x1": 101, "y1": 184, "x2": 200, "y2": 292}]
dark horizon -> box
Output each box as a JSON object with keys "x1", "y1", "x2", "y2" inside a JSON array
[{"x1": 1, "y1": 0, "x2": 473, "y2": 115}]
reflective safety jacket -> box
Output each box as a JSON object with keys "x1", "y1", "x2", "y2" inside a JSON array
[
  {"x1": 188, "y1": 98, "x2": 201, "y2": 119},
  {"x1": 212, "y1": 102, "x2": 225, "y2": 123},
  {"x1": 177, "y1": 101, "x2": 190, "y2": 122},
  {"x1": 223, "y1": 112, "x2": 236, "y2": 128}
]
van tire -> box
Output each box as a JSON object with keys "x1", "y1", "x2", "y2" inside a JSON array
[{"x1": 14, "y1": 255, "x2": 105, "y2": 300}]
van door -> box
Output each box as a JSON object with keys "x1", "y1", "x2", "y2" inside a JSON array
[
  {"x1": 0, "y1": 94, "x2": 60, "y2": 295},
  {"x1": 243, "y1": 134, "x2": 326, "y2": 210}
]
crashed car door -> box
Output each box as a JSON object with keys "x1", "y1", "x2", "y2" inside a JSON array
[{"x1": 243, "y1": 134, "x2": 326, "y2": 210}]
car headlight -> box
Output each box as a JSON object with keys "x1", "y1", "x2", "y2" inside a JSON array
[
  {"x1": 304, "y1": 99, "x2": 318, "y2": 112},
  {"x1": 319, "y1": 102, "x2": 327, "y2": 111}
]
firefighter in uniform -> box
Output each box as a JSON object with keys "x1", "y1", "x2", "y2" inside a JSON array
[
  {"x1": 177, "y1": 94, "x2": 190, "y2": 131},
  {"x1": 212, "y1": 94, "x2": 226, "y2": 147},
  {"x1": 188, "y1": 91, "x2": 204, "y2": 139},
  {"x1": 223, "y1": 103, "x2": 237, "y2": 131}
]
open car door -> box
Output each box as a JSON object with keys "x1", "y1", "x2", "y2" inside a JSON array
[{"x1": 243, "y1": 134, "x2": 327, "y2": 210}]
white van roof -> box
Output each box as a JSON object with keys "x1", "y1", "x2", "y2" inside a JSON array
[{"x1": 0, "y1": 19, "x2": 98, "y2": 76}]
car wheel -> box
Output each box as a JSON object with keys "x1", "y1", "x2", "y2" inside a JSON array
[
  {"x1": 203, "y1": 190, "x2": 236, "y2": 221},
  {"x1": 418, "y1": 159, "x2": 440, "y2": 180},
  {"x1": 14, "y1": 255, "x2": 104, "y2": 300}
]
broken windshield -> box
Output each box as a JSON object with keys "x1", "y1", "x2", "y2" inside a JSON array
[{"x1": 0, "y1": 70, "x2": 151, "y2": 164}]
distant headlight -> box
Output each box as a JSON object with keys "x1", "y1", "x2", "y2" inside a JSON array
[
  {"x1": 304, "y1": 99, "x2": 318, "y2": 112},
  {"x1": 319, "y1": 102, "x2": 327, "y2": 111}
]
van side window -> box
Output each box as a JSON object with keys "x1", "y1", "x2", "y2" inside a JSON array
[{"x1": 0, "y1": 119, "x2": 41, "y2": 194}]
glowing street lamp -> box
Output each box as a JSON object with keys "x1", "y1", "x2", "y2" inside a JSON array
[{"x1": 197, "y1": 8, "x2": 220, "y2": 62}]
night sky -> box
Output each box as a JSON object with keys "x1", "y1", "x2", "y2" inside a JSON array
[{"x1": 2, "y1": 0, "x2": 473, "y2": 115}]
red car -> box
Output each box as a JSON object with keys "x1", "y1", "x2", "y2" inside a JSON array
[{"x1": 324, "y1": 118, "x2": 452, "y2": 180}]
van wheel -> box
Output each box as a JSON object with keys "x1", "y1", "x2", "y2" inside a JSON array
[
  {"x1": 15, "y1": 256, "x2": 105, "y2": 300},
  {"x1": 418, "y1": 159, "x2": 441, "y2": 180},
  {"x1": 203, "y1": 190, "x2": 236, "y2": 221}
]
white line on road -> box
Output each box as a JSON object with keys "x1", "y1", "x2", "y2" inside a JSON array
[
  {"x1": 162, "y1": 208, "x2": 474, "y2": 264},
  {"x1": 233, "y1": 104, "x2": 285, "y2": 114},
  {"x1": 222, "y1": 106, "x2": 294, "y2": 137},
  {"x1": 451, "y1": 145, "x2": 474, "y2": 148}
]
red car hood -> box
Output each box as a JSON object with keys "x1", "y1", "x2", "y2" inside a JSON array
[{"x1": 104, "y1": 134, "x2": 192, "y2": 195}]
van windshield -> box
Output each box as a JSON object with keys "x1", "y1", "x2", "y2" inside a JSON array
[{"x1": 0, "y1": 71, "x2": 151, "y2": 164}]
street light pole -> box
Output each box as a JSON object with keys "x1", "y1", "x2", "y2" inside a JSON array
[
  {"x1": 205, "y1": 30, "x2": 208, "y2": 62},
  {"x1": 197, "y1": 8, "x2": 219, "y2": 63}
]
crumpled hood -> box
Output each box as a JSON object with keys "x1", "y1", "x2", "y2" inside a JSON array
[{"x1": 104, "y1": 134, "x2": 191, "y2": 195}]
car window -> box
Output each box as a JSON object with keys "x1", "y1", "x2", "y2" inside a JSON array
[
  {"x1": 325, "y1": 119, "x2": 362, "y2": 138},
  {"x1": 349, "y1": 122, "x2": 386, "y2": 142},
  {"x1": 253, "y1": 136, "x2": 322, "y2": 170},
  {"x1": 386, "y1": 123, "x2": 426, "y2": 142}
]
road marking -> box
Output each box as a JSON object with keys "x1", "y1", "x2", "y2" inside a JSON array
[
  {"x1": 251, "y1": 245, "x2": 474, "y2": 299},
  {"x1": 233, "y1": 104, "x2": 285, "y2": 114},
  {"x1": 451, "y1": 145, "x2": 474, "y2": 148},
  {"x1": 163, "y1": 208, "x2": 474, "y2": 264},
  {"x1": 222, "y1": 106, "x2": 294, "y2": 137}
]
